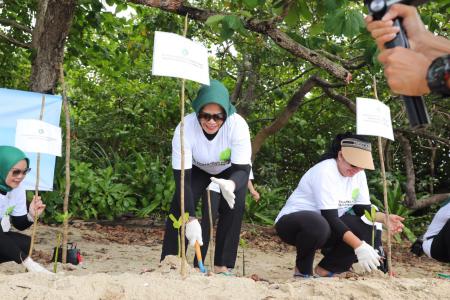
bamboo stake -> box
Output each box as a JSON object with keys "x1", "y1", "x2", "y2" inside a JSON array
[
  {"x1": 179, "y1": 13, "x2": 189, "y2": 278},
  {"x1": 28, "y1": 95, "x2": 45, "y2": 257},
  {"x1": 59, "y1": 64, "x2": 71, "y2": 264},
  {"x1": 373, "y1": 76, "x2": 393, "y2": 277},
  {"x1": 207, "y1": 188, "x2": 214, "y2": 270}
]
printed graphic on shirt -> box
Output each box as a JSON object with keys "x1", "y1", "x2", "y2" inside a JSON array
[
  {"x1": 219, "y1": 148, "x2": 231, "y2": 162},
  {"x1": 352, "y1": 188, "x2": 360, "y2": 200},
  {"x1": 4, "y1": 205, "x2": 15, "y2": 216}
]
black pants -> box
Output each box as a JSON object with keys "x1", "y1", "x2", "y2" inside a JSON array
[
  {"x1": 431, "y1": 220, "x2": 450, "y2": 263},
  {"x1": 161, "y1": 167, "x2": 247, "y2": 268},
  {"x1": 276, "y1": 211, "x2": 381, "y2": 274},
  {"x1": 0, "y1": 231, "x2": 30, "y2": 264}
]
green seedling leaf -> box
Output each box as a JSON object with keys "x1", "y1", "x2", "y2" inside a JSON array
[
  {"x1": 364, "y1": 210, "x2": 373, "y2": 222},
  {"x1": 206, "y1": 15, "x2": 225, "y2": 26}
]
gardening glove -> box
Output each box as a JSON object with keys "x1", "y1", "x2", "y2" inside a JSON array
[
  {"x1": 22, "y1": 257, "x2": 53, "y2": 275},
  {"x1": 1, "y1": 215, "x2": 11, "y2": 232},
  {"x1": 210, "y1": 177, "x2": 235, "y2": 209},
  {"x1": 354, "y1": 241, "x2": 381, "y2": 272},
  {"x1": 185, "y1": 219, "x2": 203, "y2": 247}
]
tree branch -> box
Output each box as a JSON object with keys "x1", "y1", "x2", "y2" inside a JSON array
[
  {"x1": 251, "y1": 76, "x2": 317, "y2": 160},
  {"x1": 0, "y1": 30, "x2": 31, "y2": 48},
  {"x1": 411, "y1": 193, "x2": 450, "y2": 211},
  {"x1": 395, "y1": 128, "x2": 450, "y2": 147},
  {"x1": 128, "y1": 0, "x2": 351, "y2": 82},
  {"x1": 0, "y1": 18, "x2": 33, "y2": 34}
]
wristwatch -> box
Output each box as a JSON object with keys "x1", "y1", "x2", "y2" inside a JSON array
[{"x1": 427, "y1": 54, "x2": 450, "y2": 96}]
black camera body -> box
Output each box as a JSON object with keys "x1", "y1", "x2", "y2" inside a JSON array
[{"x1": 365, "y1": 0, "x2": 431, "y2": 129}]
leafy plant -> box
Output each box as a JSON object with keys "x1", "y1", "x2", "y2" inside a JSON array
[
  {"x1": 364, "y1": 206, "x2": 377, "y2": 247},
  {"x1": 370, "y1": 181, "x2": 415, "y2": 242},
  {"x1": 169, "y1": 212, "x2": 189, "y2": 257},
  {"x1": 244, "y1": 186, "x2": 287, "y2": 225}
]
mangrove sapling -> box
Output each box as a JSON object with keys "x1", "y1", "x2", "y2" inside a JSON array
[
  {"x1": 53, "y1": 211, "x2": 72, "y2": 270},
  {"x1": 239, "y1": 238, "x2": 248, "y2": 276},
  {"x1": 169, "y1": 213, "x2": 189, "y2": 257},
  {"x1": 364, "y1": 206, "x2": 377, "y2": 247},
  {"x1": 53, "y1": 233, "x2": 61, "y2": 273}
]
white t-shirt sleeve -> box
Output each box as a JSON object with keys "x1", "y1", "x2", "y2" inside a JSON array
[
  {"x1": 311, "y1": 169, "x2": 340, "y2": 210},
  {"x1": 230, "y1": 115, "x2": 252, "y2": 165},
  {"x1": 172, "y1": 122, "x2": 193, "y2": 170},
  {"x1": 10, "y1": 185, "x2": 28, "y2": 217}
]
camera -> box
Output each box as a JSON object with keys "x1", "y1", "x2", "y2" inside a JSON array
[{"x1": 365, "y1": 0, "x2": 431, "y2": 129}]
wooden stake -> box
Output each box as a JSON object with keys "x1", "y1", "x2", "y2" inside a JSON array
[
  {"x1": 373, "y1": 76, "x2": 393, "y2": 277},
  {"x1": 179, "y1": 13, "x2": 189, "y2": 278},
  {"x1": 59, "y1": 64, "x2": 71, "y2": 264},
  {"x1": 207, "y1": 188, "x2": 214, "y2": 269},
  {"x1": 28, "y1": 95, "x2": 45, "y2": 257}
]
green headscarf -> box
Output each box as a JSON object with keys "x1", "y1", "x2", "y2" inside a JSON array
[
  {"x1": 192, "y1": 79, "x2": 236, "y2": 117},
  {"x1": 0, "y1": 146, "x2": 29, "y2": 193}
]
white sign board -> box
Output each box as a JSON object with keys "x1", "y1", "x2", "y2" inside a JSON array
[
  {"x1": 356, "y1": 97, "x2": 394, "y2": 141},
  {"x1": 15, "y1": 119, "x2": 62, "y2": 156},
  {"x1": 152, "y1": 31, "x2": 210, "y2": 85},
  {"x1": 0, "y1": 88, "x2": 62, "y2": 191}
]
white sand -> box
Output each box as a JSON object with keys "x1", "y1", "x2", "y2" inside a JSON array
[{"x1": 1, "y1": 223, "x2": 449, "y2": 299}]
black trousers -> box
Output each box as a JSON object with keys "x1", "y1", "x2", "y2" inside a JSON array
[
  {"x1": 276, "y1": 211, "x2": 381, "y2": 274},
  {"x1": 0, "y1": 231, "x2": 30, "y2": 264},
  {"x1": 431, "y1": 220, "x2": 450, "y2": 263},
  {"x1": 161, "y1": 166, "x2": 248, "y2": 268}
]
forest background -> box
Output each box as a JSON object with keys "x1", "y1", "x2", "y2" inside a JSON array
[{"x1": 0, "y1": 0, "x2": 448, "y2": 241}]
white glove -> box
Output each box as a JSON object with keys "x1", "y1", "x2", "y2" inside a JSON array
[
  {"x1": 354, "y1": 241, "x2": 381, "y2": 272},
  {"x1": 210, "y1": 177, "x2": 236, "y2": 209},
  {"x1": 22, "y1": 257, "x2": 53, "y2": 275},
  {"x1": 185, "y1": 219, "x2": 203, "y2": 247},
  {"x1": 1, "y1": 215, "x2": 11, "y2": 232}
]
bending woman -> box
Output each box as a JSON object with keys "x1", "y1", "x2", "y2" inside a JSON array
[
  {"x1": 275, "y1": 133, "x2": 404, "y2": 277},
  {"x1": 160, "y1": 80, "x2": 251, "y2": 274},
  {"x1": 0, "y1": 145, "x2": 52, "y2": 274}
]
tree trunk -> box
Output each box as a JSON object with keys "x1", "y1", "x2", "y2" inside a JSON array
[
  {"x1": 396, "y1": 133, "x2": 417, "y2": 208},
  {"x1": 30, "y1": 0, "x2": 76, "y2": 93}
]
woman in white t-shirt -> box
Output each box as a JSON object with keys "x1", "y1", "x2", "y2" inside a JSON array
[
  {"x1": 421, "y1": 202, "x2": 450, "y2": 263},
  {"x1": 275, "y1": 133, "x2": 404, "y2": 277},
  {"x1": 160, "y1": 80, "x2": 252, "y2": 275},
  {"x1": 0, "y1": 145, "x2": 51, "y2": 274}
]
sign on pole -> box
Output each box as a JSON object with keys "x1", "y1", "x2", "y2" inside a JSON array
[
  {"x1": 152, "y1": 31, "x2": 210, "y2": 85},
  {"x1": 356, "y1": 97, "x2": 394, "y2": 141},
  {"x1": 15, "y1": 119, "x2": 62, "y2": 157},
  {"x1": 0, "y1": 88, "x2": 62, "y2": 191}
]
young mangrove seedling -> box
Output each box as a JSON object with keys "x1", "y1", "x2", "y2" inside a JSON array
[{"x1": 169, "y1": 213, "x2": 189, "y2": 257}]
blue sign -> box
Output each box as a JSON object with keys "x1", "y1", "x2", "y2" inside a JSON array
[{"x1": 0, "y1": 88, "x2": 62, "y2": 191}]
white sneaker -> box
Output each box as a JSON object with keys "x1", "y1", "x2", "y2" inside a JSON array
[{"x1": 22, "y1": 257, "x2": 54, "y2": 275}]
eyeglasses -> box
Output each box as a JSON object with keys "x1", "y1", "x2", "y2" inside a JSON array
[
  {"x1": 198, "y1": 112, "x2": 226, "y2": 122},
  {"x1": 10, "y1": 168, "x2": 31, "y2": 177}
]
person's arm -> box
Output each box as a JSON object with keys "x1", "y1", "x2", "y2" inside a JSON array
[
  {"x1": 365, "y1": 4, "x2": 450, "y2": 61},
  {"x1": 375, "y1": 212, "x2": 405, "y2": 234},
  {"x1": 10, "y1": 215, "x2": 33, "y2": 231},
  {"x1": 247, "y1": 180, "x2": 260, "y2": 201}
]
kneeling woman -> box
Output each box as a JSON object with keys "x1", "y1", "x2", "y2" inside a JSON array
[
  {"x1": 0, "y1": 146, "x2": 51, "y2": 273},
  {"x1": 161, "y1": 80, "x2": 251, "y2": 274},
  {"x1": 275, "y1": 133, "x2": 404, "y2": 277}
]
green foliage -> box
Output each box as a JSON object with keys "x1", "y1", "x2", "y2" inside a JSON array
[
  {"x1": 244, "y1": 186, "x2": 287, "y2": 225},
  {"x1": 369, "y1": 178, "x2": 416, "y2": 242},
  {"x1": 70, "y1": 160, "x2": 137, "y2": 220}
]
